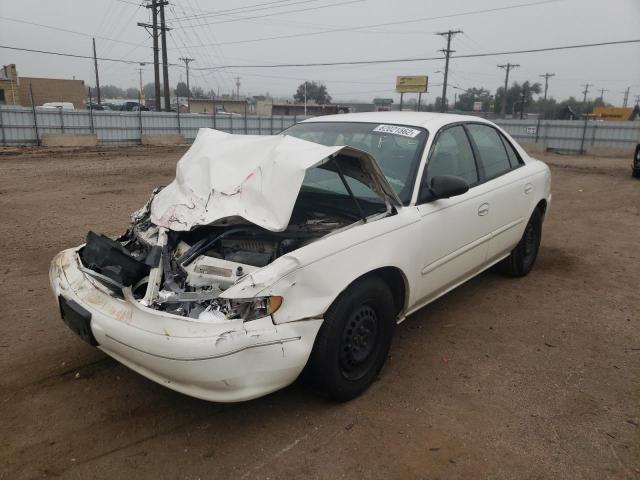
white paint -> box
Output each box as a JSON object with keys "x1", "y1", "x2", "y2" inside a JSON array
[{"x1": 51, "y1": 112, "x2": 552, "y2": 402}]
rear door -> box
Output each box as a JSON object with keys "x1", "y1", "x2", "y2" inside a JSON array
[
  {"x1": 464, "y1": 123, "x2": 533, "y2": 263},
  {"x1": 414, "y1": 125, "x2": 494, "y2": 304}
]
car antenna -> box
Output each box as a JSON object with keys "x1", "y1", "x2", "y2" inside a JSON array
[{"x1": 331, "y1": 155, "x2": 367, "y2": 223}]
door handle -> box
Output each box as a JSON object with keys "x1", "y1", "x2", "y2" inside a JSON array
[
  {"x1": 478, "y1": 203, "x2": 490, "y2": 216},
  {"x1": 524, "y1": 183, "x2": 534, "y2": 194}
]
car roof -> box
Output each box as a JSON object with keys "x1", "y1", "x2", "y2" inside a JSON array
[{"x1": 300, "y1": 111, "x2": 494, "y2": 130}]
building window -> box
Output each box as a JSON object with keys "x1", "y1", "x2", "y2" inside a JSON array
[{"x1": 0, "y1": 88, "x2": 5, "y2": 104}]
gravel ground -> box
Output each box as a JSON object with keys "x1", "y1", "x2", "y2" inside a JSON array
[{"x1": 1, "y1": 145, "x2": 638, "y2": 479}]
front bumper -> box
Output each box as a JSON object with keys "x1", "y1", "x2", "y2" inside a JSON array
[{"x1": 49, "y1": 248, "x2": 322, "y2": 402}]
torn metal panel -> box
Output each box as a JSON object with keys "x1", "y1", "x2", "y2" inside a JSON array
[{"x1": 150, "y1": 128, "x2": 400, "y2": 233}]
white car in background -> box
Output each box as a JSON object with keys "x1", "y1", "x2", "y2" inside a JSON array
[{"x1": 50, "y1": 112, "x2": 551, "y2": 402}]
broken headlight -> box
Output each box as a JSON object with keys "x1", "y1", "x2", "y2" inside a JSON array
[{"x1": 210, "y1": 296, "x2": 283, "y2": 321}]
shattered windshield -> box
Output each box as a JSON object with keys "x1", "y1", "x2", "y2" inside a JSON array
[{"x1": 284, "y1": 121, "x2": 428, "y2": 204}]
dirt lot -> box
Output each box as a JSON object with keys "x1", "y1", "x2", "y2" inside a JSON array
[{"x1": 1, "y1": 145, "x2": 638, "y2": 479}]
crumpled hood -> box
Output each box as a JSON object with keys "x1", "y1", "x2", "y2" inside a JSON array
[{"x1": 150, "y1": 128, "x2": 401, "y2": 232}]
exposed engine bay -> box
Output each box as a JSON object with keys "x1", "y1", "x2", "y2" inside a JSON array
[{"x1": 79, "y1": 192, "x2": 362, "y2": 322}]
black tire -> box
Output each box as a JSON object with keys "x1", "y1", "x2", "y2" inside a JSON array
[
  {"x1": 497, "y1": 208, "x2": 543, "y2": 277},
  {"x1": 633, "y1": 168, "x2": 640, "y2": 179},
  {"x1": 305, "y1": 275, "x2": 395, "y2": 401}
]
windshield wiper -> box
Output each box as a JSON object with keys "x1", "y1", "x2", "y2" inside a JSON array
[{"x1": 331, "y1": 156, "x2": 367, "y2": 223}]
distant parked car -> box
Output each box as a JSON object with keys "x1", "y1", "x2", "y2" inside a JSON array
[
  {"x1": 41, "y1": 102, "x2": 74, "y2": 110},
  {"x1": 87, "y1": 103, "x2": 104, "y2": 111},
  {"x1": 120, "y1": 101, "x2": 149, "y2": 111},
  {"x1": 633, "y1": 144, "x2": 640, "y2": 178}
]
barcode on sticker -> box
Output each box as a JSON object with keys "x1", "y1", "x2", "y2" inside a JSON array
[{"x1": 373, "y1": 124, "x2": 421, "y2": 138}]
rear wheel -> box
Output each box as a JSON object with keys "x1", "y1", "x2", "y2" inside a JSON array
[
  {"x1": 306, "y1": 276, "x2": 395, "y2": 401},
  {"x1": 497, "y1": 208, "x2": 543, "y2": 277}
]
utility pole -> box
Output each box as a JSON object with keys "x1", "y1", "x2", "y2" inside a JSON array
[
  {"x1": 159, "y1": 1, "x2": 170, "y2": 111},
  {"x1": 436, "y1": 29, "x2": 462, "y2": 113},
  {"x1": 92, "y1": 38, "x2": 101, "y2": 104},
  {"x1": 498, "y1": 63, "x2": 519, "y2": 118},
  {"x1": 539, "y1": 72, "x2": 555, "y2": 101},
  {"x1": 519, "y1": 87, "x2": 527, "y2": 120},
  {"x1": 235, "y1": 76, "x2": 241, "y2": 100},
  {"x1": 634, "y1": 94, "x2": 640, "y2": 106},
  {"x1": 138, "y1": 63, "x2": 145, "y2": 104},
  {"x1": 621, "y1": 87, "x2": 630, "y2": 107},
  {"x1": 598, "y1": 88, "x2": 608, "y2": 103},
  {"x1": 581, "y1": 83, "x2": 592, "y2": 104},
  {"x1": 139, "y1": 1, "x2": 162, "y2": 111},
  {"x1": 179, "y1": 57, "x2": 195, "y2": 112}
]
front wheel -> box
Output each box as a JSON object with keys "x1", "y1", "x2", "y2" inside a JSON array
[
  {"x1": 305, "y1": 276, "x2": 395, "y2": 401},
  {"x1": 497, "y1": 208, "x2": 543, "y2": 277}
]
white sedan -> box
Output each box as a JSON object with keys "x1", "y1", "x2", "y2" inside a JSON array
[{"x1": 50, "y1": 112, "x2": 551, "y2": 402}]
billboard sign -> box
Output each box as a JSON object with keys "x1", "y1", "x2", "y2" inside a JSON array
[{"x1": 396, "y1": 75, "x2": 428, "y2": 93}]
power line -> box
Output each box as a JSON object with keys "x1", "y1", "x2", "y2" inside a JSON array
[
  {"x1": 2, "y1": 38, "x2": 638, "y2": 72},
  {"x1": 0, "y1": 15, "x2": 148, "y2": 49},
  {"x1": 168, "y1": 0, "x2": 363, "y2": 29},
  {"x1": 176, "y1": 0, "x2": 560, "y2": 48},
  {"x1": 191, "y1": 38, "x2": 640, "y2": 70},
  {"x1": 173, "y1": 0, "x2": 325, "y2": 21}
]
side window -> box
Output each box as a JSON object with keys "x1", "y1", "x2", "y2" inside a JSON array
[
  {"x1": 466, "y1": 124, "x2": 512, "y2": 179},
  {"x1": 499, "y1": 134, "x2": 523, "y2": 168},
  {"x1": 425, "y1": 125, "x2": 478, "y2": 186}
]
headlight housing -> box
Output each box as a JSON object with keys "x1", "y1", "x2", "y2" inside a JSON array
[{"x1": 209, "y1": 296, "x2": 283, "y2": 322}]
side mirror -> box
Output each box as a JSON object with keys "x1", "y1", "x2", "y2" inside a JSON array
[{"x1": 419, "y1": 175, "x2": 469, "y2": 202}]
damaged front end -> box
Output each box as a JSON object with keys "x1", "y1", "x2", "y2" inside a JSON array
[
  {"x1": 79, "y1": 192, "x2": 356, "y2": 322},
  {"x1": 50, "y1": 129, "x2": 401, "y2": 401}
]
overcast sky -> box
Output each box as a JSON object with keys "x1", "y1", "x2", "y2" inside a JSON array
[{"x1": 1, "y1": 0, "x2": 639, "y2": 105}]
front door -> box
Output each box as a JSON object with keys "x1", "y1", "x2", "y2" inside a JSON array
[{"x1": 414, "y1": 125, "x2": 494, "y2": 304}]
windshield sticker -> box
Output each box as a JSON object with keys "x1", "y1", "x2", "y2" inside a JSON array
[{"x1": 373, "y1": 124, "x2": 421, "y2": 138}]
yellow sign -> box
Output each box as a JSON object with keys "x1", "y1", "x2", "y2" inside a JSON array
[
  {"x1": 396, "y1": 75, "x2": 428, "y2": 93},
  {"x1": 592, "y1": 107, "x2": 632, "y2": 122}
]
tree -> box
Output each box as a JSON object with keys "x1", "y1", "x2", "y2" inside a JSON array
[
  {"x1": 98, "y1": 84, "x2": 126, "y2": 99},
  {"x1": 174, "y1": 81, "x2": 189, "y2": 97},
  {"x1": 454, "y1": 87, "x2": 493, "y2": 111},
  {"x1": 125, "y1": 87, "x2": 139, "y2": 99},
  {"x1": 142, "y1": 82, "x2": 162, "y2": 100},
  {"x1": 293, "y1": 81, "x2": 331, "y2": 104},
  {"x1": 494, "y1": 81, "x2": 542, "y2": 116},
  {"x1": 191, "y1": 86, "x2": 205, "y2": 99}
]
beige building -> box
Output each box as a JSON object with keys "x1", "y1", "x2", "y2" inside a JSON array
[
  {"x1": 0, "y1": 64, "x2": 86, "y2": 108},
  {"x1": 0, "y1": 64, "x2": 20, "y2": 105}
]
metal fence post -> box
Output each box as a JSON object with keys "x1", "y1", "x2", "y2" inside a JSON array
[
  {"x1": 0, "y1": 108, "x2": 5, "y2": 145},
  {"x1": 230, "y1": 114, "x2": 233, "y2": 134},
  {"x1": 579, "y1": 117, "x2": 589, "y2": 155},
  {"x1": 29, "y1": 83, "x2": 40, "y2": 146},
  {"x1": 258, "y1": 115, "x2": 262, "y2": 135},
  {"x1": 244, "y1": 102, "x2": 248, "y2": 134},
  {"x1": 590, "y1": 121, "x2": 597, "y2": 146},
  {"x1": 281, "y1": 115, "x2": 284, "y2": 133},
  {"x1": 88, "y1": 87, "x2": 95, "y2": 134},
  {"x1": 293, "y1": 112, "x2": 297, "y2": 125},
  {"x1": 270, "y1": 114, "x2": 273, "y2": 135},
  {"x1": 534, "y1": 117, "x2": 541, "y2": 144},
  {"x1": 58, "y1": 106, "x2": 65, "y2": 133},
  {"x1": 138, "y1": 100, "x2": 143, "y2": 143},
  {"x1": 212, "y1": 96, "x2": 216, "y2": 130},
  {"x1": 176, "y1": 97, "x2": 181, "y2": 135}
]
